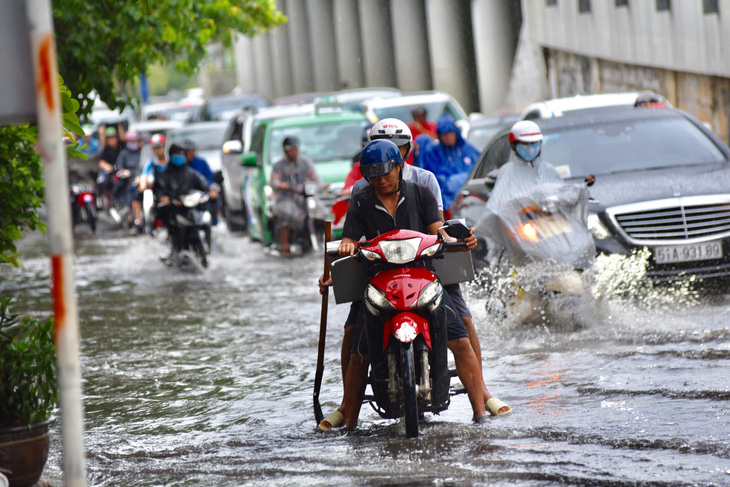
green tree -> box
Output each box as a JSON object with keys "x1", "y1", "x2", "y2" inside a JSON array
[
  {"x1": 54, "y1": 0, "x2": 285, "y2": 113},
  {"x1": 1, "y1": 1, "x2": 284, "y2": 265}
]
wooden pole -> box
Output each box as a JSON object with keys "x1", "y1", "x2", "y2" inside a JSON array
[{"x1": 313, "y1": 221, "x2": 331, "y2": 424}]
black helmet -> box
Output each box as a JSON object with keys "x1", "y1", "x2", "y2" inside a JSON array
[
  {"x1": 282, "y1": 136, "x2": 300, "y2": 150},
  {"x1": 360, "y1": 140, "x2": 403, "y2": 179},
  {"x1": 168, "y1": 143, "x2": 185, "y2": 158}
]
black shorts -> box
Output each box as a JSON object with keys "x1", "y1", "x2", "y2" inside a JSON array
[
  {"x1": 351, "y1": 291, "x2": 468, "y2": 355},
  {"x1": 443, "y1": 283, "x2": 471, "y2": 318}
]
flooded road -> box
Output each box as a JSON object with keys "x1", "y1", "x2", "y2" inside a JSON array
[{"x1": 2, "y1": 226, "x2": 729, "y2": 486}]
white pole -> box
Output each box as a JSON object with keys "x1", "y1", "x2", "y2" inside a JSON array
[{"x1": 24, "y1": 0, "x2": 87, "y2": 485}]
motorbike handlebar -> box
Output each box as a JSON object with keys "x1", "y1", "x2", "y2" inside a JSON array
[{"x1": 444, "y1": 241, "x2": 468, "y2": 250}]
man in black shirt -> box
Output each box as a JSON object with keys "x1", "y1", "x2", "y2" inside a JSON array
[{"x1": 337, "y1": 140, "x2": 488, "y2": 429}]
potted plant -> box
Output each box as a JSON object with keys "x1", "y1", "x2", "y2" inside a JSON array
[{"x1": 0, "y1": 297, "x2": 58, "y2": 487}]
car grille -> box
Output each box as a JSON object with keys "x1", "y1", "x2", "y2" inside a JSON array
[{"x1": 607, "y1": 196, "x2": 730, "y2": 245}]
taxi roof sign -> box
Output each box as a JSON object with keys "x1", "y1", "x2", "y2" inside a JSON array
[{"x1": 0, "y1": 2, "x2": 37, "y2": 125}]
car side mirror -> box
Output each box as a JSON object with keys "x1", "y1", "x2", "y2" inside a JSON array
[
  {"x1": 441, "y1": 219, "x2": 471, "y2": 239},
  {"x1": 241, "y1": 152, "x2": 258, "y2": 168},
  {"x1": 585, "y1": 174, "x2": 595, "y2": 187},
  {"x1": 222, "y1": 140, "x2": 243, "y2": 154}
]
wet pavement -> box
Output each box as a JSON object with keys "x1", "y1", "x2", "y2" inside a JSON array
[{"x1": 1, "y1": 224, "x2": 729, "y2": 486}]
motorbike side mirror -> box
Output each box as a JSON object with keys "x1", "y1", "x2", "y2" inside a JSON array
[
  {"x1": 441, "y1": 219, "x2": 471, "y2": 239},
  {"x1": 585, "y1": 174, "x2": 596, "y2": 187},
  {"x1": 241, "y1": 152, "x2": 258, "y2": 168}
]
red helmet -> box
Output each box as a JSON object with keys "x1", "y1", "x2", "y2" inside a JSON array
[
  {"x1": 149, "y1": 133, "x2": 166, "y2": 147},
  {"x1": 509, "y1": 121, "x2": 543, "y2": 144}
]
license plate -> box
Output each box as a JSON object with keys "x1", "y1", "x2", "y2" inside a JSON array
[{"x1": 653, "y1": 241, "x2": 723, "y2": 264}]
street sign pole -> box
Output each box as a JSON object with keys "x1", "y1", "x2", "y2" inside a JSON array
[{"x1": 24, "y1": 0, "x2": 87, "y2": 485}]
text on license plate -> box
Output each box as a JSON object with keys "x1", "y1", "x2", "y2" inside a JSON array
[{"x1": 653, "y1": 241, "x2": 723, "y2": 264}]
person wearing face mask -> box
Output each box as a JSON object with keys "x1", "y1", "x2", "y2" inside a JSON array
[
  {"x1": 153, "y1": 143, "x2": 211, "y2": 256},
  {"x1": 115, "y1": 131, "x2": 144, "y2": 231},
  {"x1": 483, "y1": 120, "x2": 562, "y2": 212}
]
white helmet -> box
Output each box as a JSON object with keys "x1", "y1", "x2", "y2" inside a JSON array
[
  {"x1": 509, "y1": 120, "x2": 543, "y2": 144},
  {"x1": 369, "y1": 118, "x2": 412, "y2": 159},
  {"x1": 509, "y1": 120, "x2": 543, "y2": 163}
]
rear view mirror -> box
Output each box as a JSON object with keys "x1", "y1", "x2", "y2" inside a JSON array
[
  {"x1": 241, "y1": 152, "x2": 258, "y2": 168},
  {"x1": 441, "y1": 219, "x2": 471, "y2": 239}
]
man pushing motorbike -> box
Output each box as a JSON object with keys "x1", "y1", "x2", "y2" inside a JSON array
[
  {"x1": 318, "y1": 119, "x2": 510, "y2": 432},
  {"x1": 329, "y1": 139, "x2": 490, "y2": 429}
]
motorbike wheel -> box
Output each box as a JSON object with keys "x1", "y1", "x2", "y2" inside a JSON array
[
  {"x1": 192, "y1": 232, "x2": 208, "y2": 268},
  {"x1": 400, "y1": 342, "x2": 419, "y2": 438},
  {"x1": 85, "y1": 205, "x2": 97, "y2": 233}
]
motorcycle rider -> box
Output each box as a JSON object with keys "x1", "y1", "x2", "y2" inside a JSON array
[
  {"x1": 334, "y1": 139, "x2": 488, "y2": 430},
  {"x1": 415, "y1": 113, "x2": 481, "y2": 218},
  {"x1": 318, "y1": 120, "x2": 510, "y2": 431},
  {"x1": 115, "y1": 130, "x2": 144, "y2": 230},
  {"x1": 270, "y1": 135, "x2": 327, "y2": 257},
  {"x1": 153, "y1": 143, "x2": 211, "y2": 256},
  {"x1": 482, "y1": 120, "x2": 563, "y2": 216}
]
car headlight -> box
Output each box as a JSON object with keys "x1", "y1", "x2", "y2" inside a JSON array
[
  {"x1": 587, "y1": 213, "x2": 610, "y2": 240},
  {"x1": 416, "y1": 280, "x2": 443, "y2": 311},
  {"x1": 365, "y1": 284, "x2": 394, "y2": 312},
  {"x1": 378, "y1": 238, "x2": 421, "y2": 263}
]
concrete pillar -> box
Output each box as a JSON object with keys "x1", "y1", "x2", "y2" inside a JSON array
[
  {"x1": 425, "y1": 0, "x2": 479, "y2": 113},
  {"x1": 252, "y1": 34, "x2": 275, "y2": 100},
  {"x1": 305, "y1": 0, "x2": 339, "y2": 91},
  {"x1": 358, "y1": 0, "x2": 397, "y2": 87},
  {"x1": 390, "y1": 0, "x2": 431, "y2": 91},
  {"x1": 286, "y1": 0, "x2": 315, "y2": 93},
  {"x1": 269, "y1": 27, "x2": 293, "y2": 98},
  {"x1": 333, "y1": 0, "x2": 364, "y2": 89},
  {"x1": 471, "y1": 0, "x2": 520, "y2": 115},
  {"x1": 233, "y1": 34, "x2": 257, "y2": 93}
]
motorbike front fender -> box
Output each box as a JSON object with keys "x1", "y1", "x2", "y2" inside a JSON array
[{"x1": 383, "y1": 312, "x2": 431, "y2": 352}]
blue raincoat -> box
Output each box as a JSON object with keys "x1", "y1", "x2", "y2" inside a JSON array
[{"x1": 416, "y1": 114, "x2": 480, "y2": 211}]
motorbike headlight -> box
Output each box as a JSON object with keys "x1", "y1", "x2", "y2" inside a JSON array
[
  {"x1": 366, "y1": 284, "x2": 394, "y2": 311},
  {"x1": 378, "y1": 238, "x2": 421, "y2": 264},
  {"x1": 587, "y1": 213, "x2": 610, "y2": 240},
  {"x1": 360, "y1": 248, "x2": 382, "y2": 261},
  {"x1": 518, "y1": 222, "x2": 539, "y2": 242},
  {"x1": 416, "y1": 280, "x2": 443, "y2": 311}
]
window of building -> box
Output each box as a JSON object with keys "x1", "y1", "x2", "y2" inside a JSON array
[
  {"x1": 656, "y1": 0, "x2": 671, "y2": 11},
  {"x1": 547, "y1": 0, "x2": 557, "y2": 6},
  {"x1": 616, "y1": 0, "x2": 629, "y2": 6},
  {"x1": 579, "y1": 0, "x2": 591, "y2": 13},
  {"x1": 703, "y1": 0, "x2": 719, "y2": 14}
]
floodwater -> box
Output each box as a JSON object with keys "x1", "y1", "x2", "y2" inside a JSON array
[{"x1": 1, "y1": 225, "x2": 729, "y2": 486}]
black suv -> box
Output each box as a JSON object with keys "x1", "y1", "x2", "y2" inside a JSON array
[{"x1": 452, "y1": 107, "x2": 730, "y2": 282}]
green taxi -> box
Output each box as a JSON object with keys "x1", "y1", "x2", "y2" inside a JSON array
[{"x1": 241, "y1": 106, "x2": 368, "y2": 246}]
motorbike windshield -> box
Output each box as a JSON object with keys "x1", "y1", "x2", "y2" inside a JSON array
[{"x1": 477, "y1": 178, "x2": 595, "y2": 269}]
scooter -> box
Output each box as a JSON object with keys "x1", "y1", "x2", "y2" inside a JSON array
[
  {"x1": 108, "y1": 169, "x2": 135, "y2": 229},
  {"x1": 329, "y1": 220, "x2": 475, "y2": 438},
  {"x1": 478, "y1": 180, "x2": 596, "y2": 325},
  {"x1": 70, "y1": 184, "x2": 97, "y2": 233},
  {"x1": 158, "y1": 190, "x2": 212, "y2": 272}
]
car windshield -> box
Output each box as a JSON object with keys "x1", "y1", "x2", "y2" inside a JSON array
[
  {"x1": 468, "y1": 126, "x2": 504, "y2": 151},
  {"x1": 270, "y1": 121, "x2": 366, "y2": 164},
  {"x1": 373, "y1": 101, "x2": 451, "y2": 123},
  {"x1": 169, "y1": 126, "x2": 227, "y2": 151},
  {"x1": 542, "y1": 116, "x2": 726, "y2": 178}
]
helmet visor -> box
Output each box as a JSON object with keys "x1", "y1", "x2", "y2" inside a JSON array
[
  {"x1": 370, "y1": 133, "x2": 411, "y2": 146},
  {"x1": 361, "y1": 159, "x2": 398, "y2": 179}
]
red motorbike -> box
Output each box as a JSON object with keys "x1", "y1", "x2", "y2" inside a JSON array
[
  {"x1": 330, "y1": 220, "x2": 474, "y2": 438},
  {"x1": 70, "y1": 184, "x2": 97, "y2": 233}
]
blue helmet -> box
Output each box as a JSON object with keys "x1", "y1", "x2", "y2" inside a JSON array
[{"x1": 360, "y1": 139, "x2": 403, "y2": 178}]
